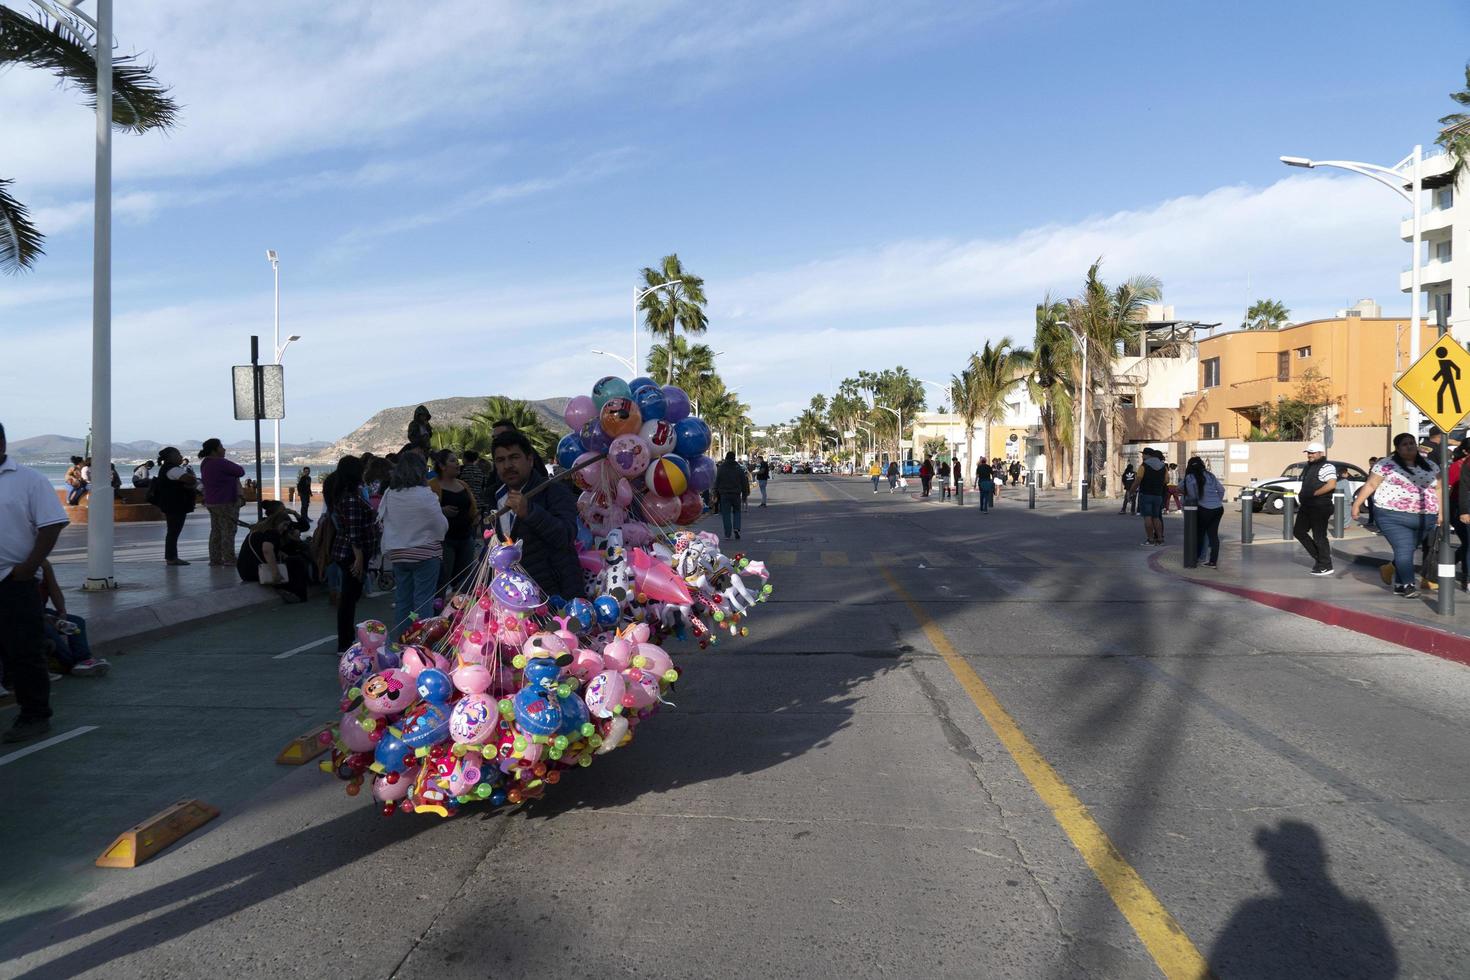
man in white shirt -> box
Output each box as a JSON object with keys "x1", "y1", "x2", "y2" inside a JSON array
[{"x1": 0, "y1": 422, "x2": 70, "y2": 742}]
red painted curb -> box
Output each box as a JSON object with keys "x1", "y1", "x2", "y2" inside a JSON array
[{"x1": 1148, "y1": 551, "x2": 1470, "y2": 668}]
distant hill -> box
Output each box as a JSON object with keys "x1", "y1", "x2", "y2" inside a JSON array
[
  {"x1": 314, "y1": 396, "x2": 571, "y2": 460},
  {"x1": 7, "y1": 433, "x2": 331, "y2": 463}
]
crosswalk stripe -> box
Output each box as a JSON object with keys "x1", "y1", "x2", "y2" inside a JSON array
[
  {"x1": 820, "y1": 551, "x2": 849, "y2": 567},
  {"x1": 767, "y1": 550, "x2": 797, "y2": 566}
]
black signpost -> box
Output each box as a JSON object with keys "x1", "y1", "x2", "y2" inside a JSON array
[{"x1": 250, "y1": 336, "x2": 264, "y2": 523}]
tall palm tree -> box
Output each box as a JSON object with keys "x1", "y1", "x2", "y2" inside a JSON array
[
  {"x1": 639, "y1": 254, "x2": 709, "y2": 383},
  {"x1": 1437, "y1": 61, "x2": 1470, "y2": 173},
  {"x1": 0, "y1": 5, "x2": 179, "y2": 272},
  {"x1": 468, "y1": 396, "x2": 559, "y2": 459},
  {"x1": 1242, "y1": 298, "x2": 1291, "y2": 331},
  {"x1": 1068, "y1": 260, "x2": 1162, "y2": 496},
  {"x1": 645, "y1": 338, "x2": 722, "y2": 409},
  {"x1": 969, "y1": 338, "x2": 1033, "y2": 467},
  {"x1": 1029, "y1": 296, "x2": 1074, "y2": 487},
  {"x1": 949, "y1": 364, "x2": 981, "y2": 472}
]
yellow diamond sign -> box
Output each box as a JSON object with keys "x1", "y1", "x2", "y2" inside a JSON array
[{"x1": 1396, "y1": 335, "x2": 1470, "y2": 433}]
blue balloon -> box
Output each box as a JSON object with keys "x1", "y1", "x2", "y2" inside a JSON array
[
  {"x1": 591, "y1": 376, "x2": 632, "y2": 411},
  {"x1": 415, "y1": 668, "x2": 453, "y2": 703},
  {"x1": 556, "y1": 433, "x2": 587, "y2": 470},
  {"x1": 628, "y1": 376, "x2": 658, "y2": 395},
  {"x1": 373, "y1": 731, "x2": 411, "y2": 775},
  {"x1": 565, "y1": 597, "x2": 595, "y2": 632},
  {"x1": 662, "y1": 385, "x2": 691, "y2": 422},
  {"x1": 687, "y1": 453, "x2": 716, "y2": 493},
  {"x1": 580, "y1": 419, "x2": 612, "y2": 453},
  {"x1": 674, "y1": 417, "x2": 711, "y2": 457},
  {"x1": 593, "y1": 594, "x2": 621, "y2": 626},
  {"x1": 633, "y1": 385, "x2": 667, "y2": 422}
]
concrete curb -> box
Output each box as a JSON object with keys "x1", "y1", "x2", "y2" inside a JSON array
[
  {"x1": 88, "y1": 585, "x2": 286, "y2": 655},
  {"x1": 1148, "y1": 551, "x2": 1470, "y2": 668}
]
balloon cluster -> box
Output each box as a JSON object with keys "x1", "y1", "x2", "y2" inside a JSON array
[{"x1": 320, "y1": 374, "x2": 775, "y2": 816}]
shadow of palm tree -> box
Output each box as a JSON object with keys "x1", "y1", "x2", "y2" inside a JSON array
[{"x1": 1210, "y1": 820, "x2": 1398, "y2": 978}]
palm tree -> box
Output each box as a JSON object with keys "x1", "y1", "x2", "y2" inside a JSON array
[
  {"x1": 1242, "y1": 299, "x2": 1291, "y2": 331},
  {"x1": 1437, "y1": 61, "x2": 1470, "y2": 173},
  {"x1": 645, "y1": 337, "x2": 721, "y2": 409},
  {"x1": 970, "y1": 338, "x2": 1033, "y2": 468},
  {"x1": 1029, "y1": 296, "x2": 1074, "y2": 487},
  {"x1": 1068, "y1": 260, "x2": 1162, "y2": 496},
  {"x1": 949, "y1": 364, "x2": 981, "y2": 472},
  {"x1": 638, "y1": 254, "x2": 709, "y2": 383},
  {"x1": 0, "y1": 6, "x2": 179, "y2": 272},
  {"x1": 467, "y1": 396, "x2": 559, "y2": 459}
]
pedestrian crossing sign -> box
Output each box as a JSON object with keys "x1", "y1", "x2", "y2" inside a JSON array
[{"x1": 1395, "y1": 334, "x2": 1470, "y2": 433}]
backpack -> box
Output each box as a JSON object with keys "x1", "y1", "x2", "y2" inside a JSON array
[{"x1": 309, "y1": 512, "x2": 337, "y2": 579}]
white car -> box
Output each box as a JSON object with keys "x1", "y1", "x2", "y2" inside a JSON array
[{"x1": 1242, "y1": 460, "x2": 1371, "y2": 513}]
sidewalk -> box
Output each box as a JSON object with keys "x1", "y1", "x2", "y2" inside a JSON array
[
  {"x1": 1150, "y1": 521, "x2": 1470, "y2": 665},
  {"x1": 45, "y1": 514, "x2": 281, "y2": 653}
]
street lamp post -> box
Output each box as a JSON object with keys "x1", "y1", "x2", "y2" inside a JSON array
[
  {"x1": 633, "y1": 279, "x2": 684, "y2": 376},
  {"x1": 1057, "y1": 319, "x2": 1088, "y2": 502},
  {"x1": 872, "y1": 404, "x2": 902, "y2": 464},
  {"x1": 590, "y1": 348, "x2": 636, "y2": 374},
  {"x1": 856, "y1": 422, "x2": 875, "y2": 461},
  {"x1": 1281, "y1": 147, "x2": 1423, "y2": 434}
]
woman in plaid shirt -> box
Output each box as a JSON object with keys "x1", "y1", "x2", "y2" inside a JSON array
[{"x1": 327, "y1": 456, "x2": 378, "y2": 651}]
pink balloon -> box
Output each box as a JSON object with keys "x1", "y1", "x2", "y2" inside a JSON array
[
  {"x1": 633, "y1": 643, "x2": 676, "y2": 681},
  {"x1": 601, "y1": 638, "x2": 635, "y2": 671},
  {"x1": 449, "y1": 692, "x2": 500, "y2": 745},
  {"x1": 621, "y1": 666, "x2": 661, "y2": 708},
  {"x1": 620, "y1": 522, "x2": 655, "y2": 548},
  {"x1": 356, "y1": 620, "x2": 387, "y2": 649},
  {"x1": 372, "y1": 767, "x2": 417, "y2": 803},
  {"x1": 572, "y1": 452, "x2": 607, "y2": 491},
  {"x1": 584, "y1": 670, "x2": 627, "y2": 718},
  {"x1": 614, "y1": 478, "x2": 635, "y2": 508},
  {"x1": 630, "y1": 546, "x2": 694, "y2": 604},
  {"x1": 564, "y1": 395, "x2": 597, "y2": 432},
  {"x1": 340, "y1": 711, "x2": 375, "y2": 752},
  {"x1": 607, "y1": 434, "x2": 653, "y2": 479},
  {"x1": 567, "y1": 646, "x2": 605, "y2": 683},
  {"x1": 452, "y1": 662, "x2": 493, "y2": 695},
  {"x1": 642, "y1": 492, "x2": 681, "y2": 526}
]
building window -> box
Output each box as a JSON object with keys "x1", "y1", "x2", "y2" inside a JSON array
[
  {"x1": 1436, "y1": 187, "x2": 1454, "y2": 210},
  {"x1": 1296, "y1": 346, "x2": 1311, "y2": 358},
  {"x1": 1202, "y1": 357, "x2": 1221, "y2": 388},
  {"x1": 1119, "y1": 394, "x2": 1136, "y2": 407},
  {"x1": 1201, "y1": 423, "x2": 1219, "y2": 439},
  {"x1": 1277, "y1": 351, "x2": 1290, "y2": 381},
  {"x1": 1435, "y1": 240, "x2": 1453, "y2": 263}
]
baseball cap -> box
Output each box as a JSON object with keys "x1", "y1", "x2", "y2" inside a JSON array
[{"x1": 1304, "y1": 441, "x2": 1325, "y2": 454}]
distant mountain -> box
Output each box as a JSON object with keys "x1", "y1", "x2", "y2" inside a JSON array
[
  {"x1": 314, "y1": 396, "x2": 571, "y2": 460},
  {"x1": 7, "y1": 433, "x2": 332, "y2": 463}
]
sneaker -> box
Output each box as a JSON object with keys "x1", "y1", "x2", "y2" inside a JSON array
[
  {"x1": 1310, "y1": 566, "x2": 1334, "y2": 577},
  {"x1": 69, "y1": 658, "x2": 111, "y2": 677},
  {"x1": 734, "y1": 529, "x2": 741, "y2": 539},
  {"x1": 1139, "y1": 540, "x2": 1154, "y2": 547},
  {"x1": 1400, "y1": 584, "x2": 1420, "y2": 599},
  {"x1": 1203, "y1": 561, "x2": 1217, "y2": 568},
  {"x1": 2, "y1": 717, "x2": 51, "y2": 744},
  {"x1": 47, "y1": 671, "x2": 62, "y2": 681},
  {"x1": 167, "y1": 558, "x2": 191, "y2": 566}
]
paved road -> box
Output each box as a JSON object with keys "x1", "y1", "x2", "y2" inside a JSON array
[{"x1": 2, "y1": 475, "x2": 1467, "y2": 978}]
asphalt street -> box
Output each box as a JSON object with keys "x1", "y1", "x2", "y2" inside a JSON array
[{"x1": 2, "y1": 474, "x2": 1467, "y2": 978}]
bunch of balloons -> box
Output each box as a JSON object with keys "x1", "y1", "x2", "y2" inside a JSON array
[{"x1": 320, "y1": 372, "x2": 775, "y2": 817}]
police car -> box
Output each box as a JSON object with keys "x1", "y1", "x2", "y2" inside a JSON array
[{"x1": 1241, "y1": 460, "x2": 1371, "y2": 513}]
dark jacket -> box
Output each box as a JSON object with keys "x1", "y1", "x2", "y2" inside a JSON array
[
  {"x1": 152, "y1": 465, "x2": 196, "y2": 515},
  {"x1": 714, "y1": 459, "x2": 751, "y2": 506},
  {"x1": 498, "y1": 469, "x2": 584, "y2": 601},
  {"x1": 756, "y1": 461, "x2": 770, "y2": 481}
]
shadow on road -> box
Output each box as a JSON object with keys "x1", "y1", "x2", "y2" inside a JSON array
[{"x1": 1209, "y1": 820, "x2": 1398, "y2": 979}]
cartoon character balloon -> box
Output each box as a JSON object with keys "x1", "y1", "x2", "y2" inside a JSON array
[
  {"x1": 607, "y1": 434, "x2": 653, "y2": 479},
  {"x1": 592, "y1": 376, "x2": 633, "y2": 410},
  {"x1": 598, "y1": 397, "x2": 642, "y2": 438}
]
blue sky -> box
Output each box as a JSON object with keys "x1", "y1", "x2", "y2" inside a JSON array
[{"x1": 4, "y1": 0, "x2": 1469, "y2": 443}]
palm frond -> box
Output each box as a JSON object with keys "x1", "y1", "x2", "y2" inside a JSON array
[
  {"x1": 0, "y1": 178, "x2": 45, "y2": 273},
  {"x1": 0, "y1": 6, "x2": 179, "y2": 133}
]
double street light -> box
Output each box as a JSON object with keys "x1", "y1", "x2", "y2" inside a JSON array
[
  {"x1": 633, "y1": 279, "x2": 684, "y2": 376},
  {"x1": 265, "y1": 250, "x2": 301, "y2": 505},
  {"x1": 1280, "y1": 147, "x2": 1424, "y2": 434}
]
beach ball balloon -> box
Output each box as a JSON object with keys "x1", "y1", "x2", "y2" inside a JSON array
[
  {"x1": 687, "y1": 454, "x2": 716, "y2": 493},
  {"x1": 646, "y1": 456, "x2": 689, "y2": 497},
  {"x1": 676, "y1": 489, "x2": 703, "y2": 525},
  {"x1": 641, "y1": 419, "x2": 677, "y2": 457},
  {"x1": 673, "y1": 417, "x2": 711, "y2": 457},
  {"x1": 564, "y1": 395, "x2": 597, "y2": 432},
  {"x1": 628, "y1": 376, "x2": 658, "y2": 396},
  {"x1": 662, "y1": 386, "x2": 691, "y2": 422},
  {"x1": 633, "y1": 385, "x2": 667, "y2": 423},
  {"x1": 556, "y1": 433, "x2": 587, "y2": 470},
  {"x1": 607, "y1": 434, "x2": 653, "y2": 479},
  {"x1": 598, "y1": 397, "x2": 642, "y2": 438},
  {"x1": 592, "y1": 376, "x2": 632, "y2": 410}
]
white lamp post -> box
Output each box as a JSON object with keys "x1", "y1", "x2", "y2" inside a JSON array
[
  {"x1": 872, "y1": 404, "x2": 902, "y2": 463},
  {"x1": 1059, "y1": 319, "x2": 1088, "y2": 501},
  {"x1": 919, "y1": 378, "x2": 953, "y2": 412},
  {"x1": 590, "y1": 348, "x2": 636, "y2": 373},
  {"x1": 633, "y1": 279, "x2": 684, "y2": 375},
  {"x1": 1281, "y1": 147, "x2": 1423, "y2": 434}
]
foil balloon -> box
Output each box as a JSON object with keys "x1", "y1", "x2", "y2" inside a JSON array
[
  {"x1": 584, "y1": 670, "x2": 626, "y2": 718},
  {"x1": 449, "y1": 692, "x2": 500, "y2": 746},
  {"x1": 356, "y1": 620, "x2": 387, "y2": 649},
  {"x1": 361, "y1": 669, "x2": 417, "y2": 716},
  {"x1": 607, "y1": 434, "x2": 653, "y2": 479},
  {"x1": 591, "y1": 376, "x2": 632, "y2": 410},
  {"x1": 491, "y1": 566, "x2": 547, "y2": 613},
  {"x1": 564, "y1": 395, "x2": 597, "y2": 432},
  {"x1": 598, "y1": 397, "x2": 642, "y2": 438},
  {"x1": 662, "y1": 385, "x2": 691, "y2": 422},
  {"x1": 339, "y1": 644, "x2": 376, "y2": 691}
]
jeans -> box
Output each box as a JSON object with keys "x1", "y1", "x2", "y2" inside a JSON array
[
  {"x1": 335, "y1": 562, "x2": 365, "y2": 652},
  {"x1": 43, "y1": 613, "x2": 93, "y2": 670},
  {"x1": 439, "y1": 536, "x2": 476, "y2": 594},
  {"x1": 1121, "y1": 489, "x2": 1138, "y2": 514},
  {"x1": 66, "y1": 482, "x2": 88, "y2": 506},
  {"x1": 162, "y1": 510, "x2": 188, "y2": 561},
  {"x1": 758, "y1": 480, "x2": 768, "y2": 505},
  {"x1": 395, "y1": 558, "x2": 443, "y2": 639},
  {"x1": 871, "y1": 475, "x2": 881, "y2": 492},
  {"x1": 1293, "y1": 505, "x2": 1333, "y2": 569},
  {"x1": 206, "y1": 502, "x2": 241, "y2": 564},
  {"x1": 1376, "y1": 510, "x2": 1437, "y2": 587},
  {"x1": 300, "y1": 496, "x2": 311, "y2": 521},
  {"x1": 1196, "y1": 506, "x2": 1224, "y2": 563},
  {"x1": 979, "y1": 482, "x2": 994, "y2": 511},
  {"x1": 719, "y1": 497, "x2": 743, "y2": 536},
  {"x1": 0, "y1": 577, "x2": 51, "y2": 721}
]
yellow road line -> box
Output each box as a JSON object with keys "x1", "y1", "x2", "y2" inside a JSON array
[
  {"x1": 878, "y1": 567, "x2": 1212, "y2": 980},
  {"x1": 767, "y1": 550, "x2": 798, "y2": 566},
  {"x1": 806, "y1": 478, "x2": 832, "y2": 502},
  {"x1": 820, "y1": 551, "x2": 849, "y2": 567}
]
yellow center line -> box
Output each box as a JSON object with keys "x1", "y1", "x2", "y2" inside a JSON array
[
  {"x1": 820, "y1": 551, "x2": 849, "y2": 567},
  {"x1": 806, "y1": 477, "x2": 832, "y2": 502},
  {"x1": 878, "y1": 566, "x2": 1212, "y2": 980}
]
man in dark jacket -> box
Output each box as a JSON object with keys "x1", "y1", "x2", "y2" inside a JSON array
[
  {"x1": 714, "y1": 451, "x2": 750, "y2": 540},
  {"x1": 490, "y1": 430, "x2": 584, "y2": 600}
]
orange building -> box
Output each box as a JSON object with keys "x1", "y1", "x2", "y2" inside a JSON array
[{"x1": 1178, "y1": 316, "x2": 1437, "y2": 440}]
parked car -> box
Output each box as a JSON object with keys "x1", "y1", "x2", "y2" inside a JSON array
[{"x1": 1241, "y1": 460, "x2": 1371, "y2": 513}]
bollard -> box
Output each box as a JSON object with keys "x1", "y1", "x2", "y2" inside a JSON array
[
  {"x1": 1029, "y1": 481, "x2": 1036, "y2": 509},
  {"x1": 1281, "y1": 493, "x2": 1295, "y2": 541},
  {"x1": 956, "y1": 481, "x2": 964, "y2": 506},
  {"x1": 1240, "y1": 490, "x2": 1254, "y2": 544},
  {"x1": 1182, "y1": 505, "x2": 1199, "y2": 569},
  {"x1": 1332, "y1": 492, "x2": 1346, "y2": 539},
  {"x1": 1081, "y1": 480, "x2": 1089, "y2": 511}
]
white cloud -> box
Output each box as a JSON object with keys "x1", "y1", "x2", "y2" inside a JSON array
[{"x1": 5, "y1": 173, "x2": 1414, "y2": 439}]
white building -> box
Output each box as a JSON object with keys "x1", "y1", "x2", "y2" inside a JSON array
[{"x1": 1400, "y1": 149, "x2": 1466, "y2": 338}]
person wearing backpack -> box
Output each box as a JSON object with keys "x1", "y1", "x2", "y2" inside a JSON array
[{"x1": 150, "y1": 447, "x2": 198, "y2": 566}]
